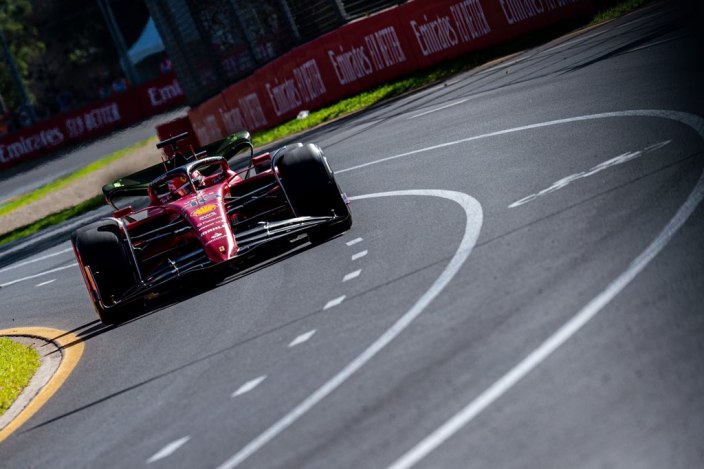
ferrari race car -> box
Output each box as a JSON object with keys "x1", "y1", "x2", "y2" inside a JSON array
[{"x1": 71, "y1": 131, "x2": 352, "y2": 324}]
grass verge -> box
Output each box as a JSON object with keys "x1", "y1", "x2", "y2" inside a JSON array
[
  {"x1": 0, "y1": 136, "x2": 156, "y2": 217},
  {"x1": 0, "y1": 337, "x2": 41, "y2": 416},
  {"x1": 591, "y1": 0, "x2": 654, "y2": 24},
  {"x1": 0, "y1": 195, "x2": 104, "y2": 246},
  {"x1": 0, "y1": 0, "x2": 652, "y2": 246}
]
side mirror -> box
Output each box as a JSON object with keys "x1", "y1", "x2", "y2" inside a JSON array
[{"x1": 219, "y1": 131, "x2": 254, "y2": 161}]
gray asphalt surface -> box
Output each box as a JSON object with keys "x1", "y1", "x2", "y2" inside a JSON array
[{"x1": 1, "y1": 2, "x2": 703, "y2": 468}]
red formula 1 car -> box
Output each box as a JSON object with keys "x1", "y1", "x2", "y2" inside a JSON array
[{"x1": 71, "y1": 131, "x2": 351, "y2": 324}]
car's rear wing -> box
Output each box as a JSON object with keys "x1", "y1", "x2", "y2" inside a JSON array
[{"x1": 103, "y1": 131, "x2": 254, "y2": 209}]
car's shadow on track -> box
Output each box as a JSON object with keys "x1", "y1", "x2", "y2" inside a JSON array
[
  {"x1": 22, "y1": 235, "x2": 351, "y2": 434},
  {"x1": 52, "y1": 236, "x2": 326, "y2": 350}
]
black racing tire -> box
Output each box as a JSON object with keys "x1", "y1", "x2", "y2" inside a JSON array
[
  {"x1": 72, "y1": 222, "x2": 138, "y2": 324},
  {"x1": 276, "y1": 143, "x2": 352, "y2": 244}
]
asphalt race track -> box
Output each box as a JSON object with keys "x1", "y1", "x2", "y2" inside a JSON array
[{"x1": 1, "y1": 3, "x2": 703, "y2": 468}]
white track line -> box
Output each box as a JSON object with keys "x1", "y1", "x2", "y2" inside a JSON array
[
  {"x1": 386, "y1": 111, "x2": 704, "y2": 468},
  {"x1": 346, "y1": 237, "x2": 363, "y2": 246},
  {"x1": 509, "y1": 140, "x2": 671, "y2": 208},
  {"x1": 337, "y1": 110, "x2": 703, "y2": 175},
  {"x1": 351, "y1": 250, "x2": 368, "y2": 261},
  {"x1": 215, "y1": 190, "x2": 483, "y2": 469},
  {"x1": 35, "y1": 279, "x2": 56, "y2": 287},
  {"x1": 323, "y1": 296, "x2": 346, "y2": 310},
  {"x1": 147, "y1": 436, "x2": 191, "y2": 464},
  {"x1": 408, "y1": 99, "x2": 468, "y2": 120},
  {"x1": 232, "y1": 376, "x2": 267, "y2": 398},
  {"x1": 0, "y1": 247, "x2": 73, "y2": 274},
  {"x1": 0, "y1": 263, "x2": 77, "y2": 288},
  {"x1": 343, "y1": 270, "x2": 361, "y2": 282},
  {"x1": 289, "y1": 330, "x2": 316, "y2": 348},
  {"x1": 216, "y1": 110, "x2": 703, "y2": 469}
]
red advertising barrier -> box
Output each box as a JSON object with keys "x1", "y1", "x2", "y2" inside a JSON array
[
  {"x1": 135, "y1": 72, "x2": 186, "y2": 115},
  {"x1": 0, "y1": 119, "x2": 66, "y2": 170},
  {"x1": 188, "y1": 94, "x2": 230, "y2": 147},
  {"x1": 155, "y1": 115, "x2": 197, "y2": 158},
  {"x1": 1, "y1": 91, "x2": 142, "y2": 170},
  {"x1": 188, "y1": 0, "x2": 594, "y2": 147},
  {"x1": 220, "y1": 80, "x2": 271, "y2": 135},
  {"x1": 331, "y1": 16, "x2": 418, "y2": 93},
  {"x1": 0, "y1": 73, "x2": 186, "y2": 170}
]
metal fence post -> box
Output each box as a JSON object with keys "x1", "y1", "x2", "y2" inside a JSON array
[
  {"x1": 329, "y1": 0, "x2": 348, "y2": 21},
  {"x1": 275, "y1": 0, "x2": 301, "y2": 42},
  {"x1": 96, "y1": 0, "x2": 141, "y2": 85}
]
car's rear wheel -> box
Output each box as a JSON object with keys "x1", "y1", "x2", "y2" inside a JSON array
[
  {"x1": 276, "y1": 144, "x2": 352, "y2": 243},
  {"x1": 72, "y1": 222, "x2": 138, "y2": 324}
]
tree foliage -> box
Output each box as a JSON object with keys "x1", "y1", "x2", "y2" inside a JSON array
[{"x1": 0, "y1": 0, "x2": 46, "y2": 111}]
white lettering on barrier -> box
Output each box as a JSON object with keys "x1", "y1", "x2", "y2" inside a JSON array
[
  {"x1": 330, "y1": 26, "x2": 408, "y2": 86},
  {"x1": 193, "y1": 121, "x2": 212, "y2": 146},
  {"x1": 266, "y1": 78, "x2": 302, "y2": 117},
  {"x1": 0, "y1": 127, "x2": 65, "y2": 163},
  {"x1": 500, "y1": 0, "x2": 544, "y2": 24},
  {"x1": 451, "y1": 0, "x2": 491, "y2": 41},
  {"x1": 240, "y1": 93, "x2": 268, "y2": 129},
  {"x1": 293, "y1": 59, "x2": 327, "y2": 103},
  {"x1": 221, "y1": 107, "x2": 246, "y2": 134},
  {"x1": 500, "y1": 0, "x2": 579, "y2": 25},
  {"x1": 328, "y1": 45, "x2": 373, "y2": 86},
  {"x1": 365, "y1": 26, "x2": 407, "y2": 72},
  {"x1": 66, "y1": 103, "x2": 122, "y2": 138},
  {"x1": 222, "y1": 93, "x2": 269, "y2": 132},
  {"x1": 410, "y1": 1, "x2": 490, "y2": 57},
  {"x1": 147, "y1": 79, "x2": 184, "y2": 107},
  {"x1": 201, "y1": 115, "x2": 223, "y2": 143},
  {"x1": 411, "y1": 15, "x2": 459, "y2": 56}
]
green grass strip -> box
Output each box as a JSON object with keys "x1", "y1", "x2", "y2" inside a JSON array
[
  {"x1": 0, "y1": 195, "x2": 105, "y2": 246},
  {"x1": 0, "y1": 136, "x2": 156, "y2": 217},
  {"x1": 0, "y1": 337, "x2": 41, "y2": 416},
  {"x1": 591, "y1": 0, "x2": 654, "y2": 24},
  {"x1": 252, "y1": 68, "x2": 466, "y2": 147}
]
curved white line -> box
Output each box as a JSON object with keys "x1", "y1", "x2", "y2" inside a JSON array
[
  {"x1": 386, "y1": 111, "x2": 704, "y2": 469},
  {"x1": 215, "y1": 190, "x2": 483, "y2": 469},
  {"x1": 337, "y1": 110, "x2": 704, "y2": 175}
]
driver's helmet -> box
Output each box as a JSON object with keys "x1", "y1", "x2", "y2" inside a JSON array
[
  {"x1": 191, "y1": 169, "x2": 205, "y2": 188},
  {"x1": 168, "y1": 176, "x2": 190, "y2": 198}
]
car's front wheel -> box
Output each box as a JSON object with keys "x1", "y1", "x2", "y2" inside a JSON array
[
  {"x1": 276, "y1": 143, "x2": 352, "y2": 244},
  {"x1": 72, "y1": 221, "x2": 138, "y2": 324}
]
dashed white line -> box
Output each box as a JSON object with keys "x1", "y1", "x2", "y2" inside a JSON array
[
  {"x1": 214, "y1": 190, "x2": 483, "y2": 469},
  {"x1": 343, "y1": 270, "x2": 361, "y2": 282},
  {"x1": 0, "y1": 247, "x2": 73, "y2": 274},
  {"x1": 0, "y1": 263, "x2": 77, "y2": 288},
  {"x1": 289, "y1": 330, "x2": 316, "y2": 348},
  {"x1": 351, "y1": 250, "x2": 368, "y2": 261},
  {"x1": 147, "y1": 436, "x2": 191, "y2": 464},
  {"x1": 323, "y1": 296, "x2": 346, "y2": 310},
  {"x1": 35, "y1": 279, "x2": 56, "y2": 287},
  {"x1": 346, "y1": 237, "x2": 363, "y2": 246},
  {"x1": 232, "y1": 376, "x2": 267, "y2": 398}
]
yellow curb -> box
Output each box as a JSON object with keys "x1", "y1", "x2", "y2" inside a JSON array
[{"x1": 0, "y1": 327, "x2": 84, "y2": 443}]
